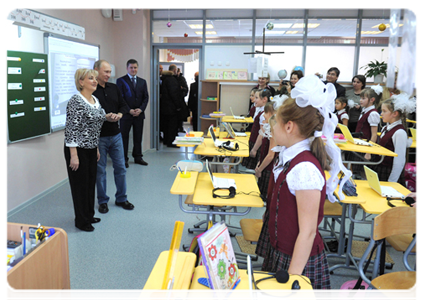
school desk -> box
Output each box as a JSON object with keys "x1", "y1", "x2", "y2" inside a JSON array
[
  {"x1": 143, "y1": 250, "x2": 197, "y2": 289},
  {"x1": 190, "y1": 266, "x2": 313, "y2": 290},
  {"x1": 329, "y1": 180, "x2": 410, "y2": 276},
  {"x1": 175, "y1": 131, "x2": 204, "y2": 159},
  {"x1": 218, "y1": 131, "x2": 251, "y2": 139},
  {"x1": 194, "y1": 137, "x2": 250, "y2": 172},
  {"x1": 170, "y1": 171, "x2": 263, "y2": 234},
  {"x1": 336, "y1": 140, "x2": 397, "y2": 169},
  {"x1": 221, "y1": 116, "x2": 254, "y2": 124}
]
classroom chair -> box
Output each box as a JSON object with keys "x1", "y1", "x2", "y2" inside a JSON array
[
  {"x1": 357, "y1": 206, "x2": 416, "y2": 289},
  {"x1": 235, "y1": 218, "x2": 263, "y2": 265},
  {"x1": 319, "y1": 199, "x2": 343, "y2": 251}
]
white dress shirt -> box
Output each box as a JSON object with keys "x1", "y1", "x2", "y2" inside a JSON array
[{"x1": 359, "y1": 105, "x2": 380, "y2": 127}]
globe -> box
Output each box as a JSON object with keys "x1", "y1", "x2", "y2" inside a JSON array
[
  {"x1": 277, "y1": 69, "x2": 287, "y2": 79},
  {"x1": 266, "y1": 22, "x2": 274, "y2": 30}
]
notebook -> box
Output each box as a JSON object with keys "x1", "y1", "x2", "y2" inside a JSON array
[
  {"x1": 338, "y1": 124, "x2": 373, "y2": 146},
  {"x1": 222, "y1": 122, "x2": 247, "y2": 138},
  {"x1": 230, "y1": 107, "x2": 245, "y2": 120},
  {"x1": 209, "y1": 125, "x2": 234, "y2": 148},
  {"x1": 206, "y1": 159, "x2": 236, "y2": 189},
  {"x1": 364, "y1": 166, "x2": 405, "y2": 199},
  {"x1": 197, "y1": 222, "x2": 241, "y2": 289},
  {"x1": 247, "y1": 255, "x2": 281, "y2": 300},
  {"x1": 409, "y1": 128, "x2": 416, "y2": 141}
]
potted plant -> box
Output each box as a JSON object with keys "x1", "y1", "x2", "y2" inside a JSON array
[{"x1": 360, "y1": 60, "x2": 387, "y2": 83}]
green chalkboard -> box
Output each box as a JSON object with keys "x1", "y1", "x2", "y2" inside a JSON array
[{"x1": 7, "y1": 50, "x2": 51, "y2": 143}]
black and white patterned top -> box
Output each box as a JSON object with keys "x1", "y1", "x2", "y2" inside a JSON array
[{"x1": 64, "y1": 93, "x2": 106, "y2": 149}]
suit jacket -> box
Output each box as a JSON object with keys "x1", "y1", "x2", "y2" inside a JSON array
[{"x1": 116, "y1": 74, "x2": 149, "y2": 120}]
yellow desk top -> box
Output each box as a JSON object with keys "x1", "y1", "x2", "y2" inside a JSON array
[
  {"x1": 192, "y1": 172, "x2": 263, "y2": 208},
  {"x1": 190, "y1": 266, "x2": 312, "y2": 290},
  {"x1": 170, "y1": 172, "x2": 199, "y2": 195},
  {"x1": 355, "y1": 180, "x2": 410, "y2": 214},
  {"x1": 218, "y1": 131, "x2": 251, "y2": 139},
  {"x1": 194, "y1": 137, "x2": 250, "y2": 157},
  {"x1": 221, "y1": 116, "x2": 254, "y2": 123},
  {"x1": 337, "y1": 140, "x2": 397, "y2": 157},
  {"x1": 176, "y1": 131, "x2": 204, "y2": 147},
  {"x1": 143, "y1": 251, "x2": 197, "y2": 290}
]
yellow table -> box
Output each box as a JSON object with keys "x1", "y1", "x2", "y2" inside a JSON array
[
  {"x1": 190, "y1": 266, "x2": 312, "y2": 290},
  {"x1": 329, "y1": 180, "x2": 411, "y2": 276},
  {"x1": 336, "y1": 140, "x2": 397, "y2": 169},
  {"x1": 143, "y1": 251, "x2": 197, "y2": 289},
  {"x1": 176, "y1": 131, "x2": 204, "y2": 159},
  {"x1": 221, "y1": 116, "x2": 254, "y2": 124},
  {"x1": 206, "y1": 127, "x2": 220, "y2": 137},
  {"x1": 170, "y1": 172, "x2": 263, "y2": 234}
]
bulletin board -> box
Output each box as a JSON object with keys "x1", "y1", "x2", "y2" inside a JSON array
[{"x1": 7, "y1": 50, "x2": 50, "y2": 143}]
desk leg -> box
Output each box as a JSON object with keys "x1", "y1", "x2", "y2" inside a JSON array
[{"x1": 326, "y1": 203, "x2": 347, "y2": 259}]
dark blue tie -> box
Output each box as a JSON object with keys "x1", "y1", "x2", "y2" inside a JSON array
[{"x1": 131, "y1": 77, "x2": 136, "y2": 88}]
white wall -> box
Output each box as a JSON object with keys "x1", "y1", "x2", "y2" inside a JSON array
[{"x1": 6, "y1": 9, "x2": 151, "y2": 212}]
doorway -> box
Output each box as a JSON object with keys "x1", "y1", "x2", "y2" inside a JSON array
[{"x1": 151, "y1": 46, "x2": 202, "y2": 151}]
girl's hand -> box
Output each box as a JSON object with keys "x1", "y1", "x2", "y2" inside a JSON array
[
  {"x1": 250, "y1": 149, "x2": 257, "y2": 157},
  {"x1": 255, "y1": 167, "x2": 262, "y2": 179},
  {"x1": 364, "y1": 153, "x2": 371, "y2": 161}
]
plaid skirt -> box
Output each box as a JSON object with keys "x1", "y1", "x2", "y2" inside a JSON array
[
  {"x1": 255, "y1": 210, "x2": 270, "y2": 258},
  {"x1": 241, "y1": 141, "x2": 261, "y2": 169},
  {"x1": 262, "y1": 247, "x2": 331, "y2": 289},
  {"x1": 257, "y1": 169, "x2": 271, "y2": 197},
  {"x1": 371, "y1": 163, "x2": 405, "y2": 185}
]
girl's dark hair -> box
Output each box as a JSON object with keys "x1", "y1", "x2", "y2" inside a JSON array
[
  {"x1": 276, "y1": 98, "x2": 332, "y2": 171},
  {"x1": 336, "y1": 97, "x2": 349, "y2": 113},
  {"x1": 259, "y1": 89, "x2": 272, "y2": 101},
  {"x1": 291, "y1": 70, "x2": 304, "y2": 80},
  {"x1": 352, "y1": 75, "x2": 366, "y2": 89},
  {"x1": 360, "y1": 88, "x2": 382, "y2": 109}
]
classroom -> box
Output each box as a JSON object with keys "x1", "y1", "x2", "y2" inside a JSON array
[{"x1": 5, "y1": 5, "x2": 418, "y2": 298}]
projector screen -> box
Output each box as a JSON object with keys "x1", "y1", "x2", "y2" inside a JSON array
[{"x1": 44, "y1": 34, "x2": 99, "y2": 131}]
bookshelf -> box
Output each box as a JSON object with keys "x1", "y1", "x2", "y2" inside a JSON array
[{"x1": 200, "y1": 80, "x2": 220, "y2": 133}]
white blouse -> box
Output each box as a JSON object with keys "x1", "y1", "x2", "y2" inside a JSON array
[
  {"x1": 337, "y1": 108, "x2": 349, "y2": 120},
  {"x1": 273, "y1": 139, "x2": 325, "y2": 196},
  {"x1": 359, "y1": 105, "x2": 380, "y2": 127}
]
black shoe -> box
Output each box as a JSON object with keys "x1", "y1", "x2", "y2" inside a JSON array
[
  {"x1": 91, "y1": 218, "x2": 101, "y2": 223},
  {"x1": 98, "y1": 203, "x2": 109, "y2": 214},
  {"x1": 115, "y1": 201, "x2": 134, "y2": 210},
  {"x1": 125, "y1": 161, "x2": 129, "y2": 168},
  {"x1": 134, "y1": 158, "x2": 148, "y2": 166},
  {"x1": 76, "y1": 224, "x2": 95, "y2": 232}
]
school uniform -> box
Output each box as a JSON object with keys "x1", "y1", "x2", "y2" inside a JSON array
[
  {"x1": 371, "y1": 120, "x2": 408, "y2": 183},
  {"x1": 262, "y1": 139, "x2": 331, "y2": 289},
  {"x1": 241, "y1": 106, "x2": 264, "y2": 169},
  {"x1": 256, "y1": 136, "x2": 273, "y2": 195},
  {"x1": 355, "y1": 105, "x2": 380, "y2": 140},
  {"x1": 335, "y1": 108, "x2": 349, "y2": 133},
  {"x1": 246, "y1": 105, "x2": 256, "y2": 132}
]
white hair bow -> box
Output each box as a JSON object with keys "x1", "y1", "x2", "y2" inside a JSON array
[
  {"x1": 392, "y1": 93, "x2": 416, "y2": 114},
  {"x1": 291, "y1": 75, "x2": 352, "y2": 202}
]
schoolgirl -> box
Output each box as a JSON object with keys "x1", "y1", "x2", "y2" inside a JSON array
[
  {"x1": 335, "y1": 97, "x2": 349, "y2": 127},
  {"x1": 241, "y1": 89, "x2": 271, "y2": 169},
  {"x1": 260, "y1": 75, "x2": 351, "y2": 289},
  {"x1": 371, "y1": 94, "x2": 415, "y2": 182}
]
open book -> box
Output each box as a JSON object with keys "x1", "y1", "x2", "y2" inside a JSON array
[{"x1": 197, "y1": 222, "x2": 240, "y2": 289}]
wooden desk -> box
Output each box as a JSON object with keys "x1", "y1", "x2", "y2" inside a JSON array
[
  {"x1": 7, "y1": 223, "x2": 70, "y2": 289},
  {"x1": 190, "y1": 266, "x2": 312, "y2": 290},
  {"x1": 144, "y1": 251, "x2": 197, "y2": 290},
  {"x1": 221, "y1": 116, "x2": 254, "y2": 124}
]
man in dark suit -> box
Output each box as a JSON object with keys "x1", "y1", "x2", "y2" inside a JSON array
[
  {"x1": 323, "y1": 67, "x2": 346, "y2": 98},
  {"x1": 117, "y1": 59, "x2": 149, "y2": 167}
]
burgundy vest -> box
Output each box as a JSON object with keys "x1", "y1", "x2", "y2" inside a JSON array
[
  {"x1": 355, "y1": 108, "x2": 378, "y2": 140},
  {"x1": 259, "y1": 137, "x2": 273, "y2": 172},
  {"x1": 378, "y1": 124, "x2": 406, "y2": 167},
  {"x1": 268, "y1": 151, "x2": 326, "y2": 256},
  {"x1": 248, "y1": 106, "x2": 256, "y2": 118},
  {"x1": 337, "y1": 111, "x2": 348, "y2": 124},
  {"x1": 249, "y1": 111, "x2": 264, "y2": 144}
]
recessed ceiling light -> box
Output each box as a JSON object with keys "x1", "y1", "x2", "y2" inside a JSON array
[
  {"x1": 195, "y1": 31, "x2": 217, "y2": 35},
  {"x1": 273, "y1": 23, "x2": 293, "y2": 28},
  {"x1": 285, "y1": 31, "x2": 299, "y2": 34},
  {"x1": 188, "y1": 24, "x2": 214, "y2": 29},
  {"x1": 292, "y1": 23, "x2": 320, "y2": 29},
  {"x1": 265, "y1": 31, "x2": 286, "y2": 35},
  {"x1": 361, "y1": 31, "x2": 382, "y2": 35}
]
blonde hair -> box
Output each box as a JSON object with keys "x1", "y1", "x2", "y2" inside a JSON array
[
  {"x1": 360, "y1": 88, "x2": 382, "y2": 109},
  {"x1": 264, "y1": 101, "x2": 275, "y2": 114},
  {"x1": 276, "y1": 98, "x2": 331, "y2": 171},
  {"x1": 382, "y1": 98, "x2": 407, "y2": 128},
  {"x1": 74, "y1": 69, "x2": 98, "y2": 91}
]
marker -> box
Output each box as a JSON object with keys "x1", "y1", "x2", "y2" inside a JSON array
[
  {"x1": 184, "y1": 166, "x2": 187, "y2": 175},
  {"x1": 177, "y1": 166, "x2": 183, "y2": 174},
  {"x1": 232, "y1": 278, "x2": 241, "y2": 290}
]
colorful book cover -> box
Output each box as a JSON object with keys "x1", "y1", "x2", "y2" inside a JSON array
[{"x1": 197, "y1": 222, "x2": 240, "y2": 289}]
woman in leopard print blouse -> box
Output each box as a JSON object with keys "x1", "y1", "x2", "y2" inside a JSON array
[{"x1": 64, "y1": 68, "x2": 113, "y2": 232}]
